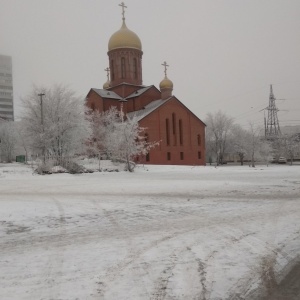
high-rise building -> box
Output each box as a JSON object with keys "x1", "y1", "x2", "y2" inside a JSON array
[{"x1": 0, "y1": 55, "x2": 14, "y2": 121}]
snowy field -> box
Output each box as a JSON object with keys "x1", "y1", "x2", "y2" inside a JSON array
[{"x1": 0, "y1": 162, "x2": 300, "y2": 300}]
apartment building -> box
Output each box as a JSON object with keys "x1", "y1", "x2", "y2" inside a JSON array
[{"x1": 0, "y1": 55, "x2": 14, "y2": 120}]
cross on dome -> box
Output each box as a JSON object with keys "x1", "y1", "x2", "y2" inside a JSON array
[
  {"x1": 119, "y1": 2, "x2": 127, "y2": 21},
  {"x1": 104, "y1": 67, "x2": 110, "y2": 81},
  {"x1": 162, "y1": 61, "x2": 169, "y2": 77}
]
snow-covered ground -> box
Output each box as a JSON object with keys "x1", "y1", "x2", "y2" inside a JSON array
[{"x1": 0, "y1": 162, "x2": 300, "y2": 299}]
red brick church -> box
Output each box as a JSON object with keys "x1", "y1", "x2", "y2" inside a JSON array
[{"x1": 86, "y1": 3, "x2": 206, "y2": 165}]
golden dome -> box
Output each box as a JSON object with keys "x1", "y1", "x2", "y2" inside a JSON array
[
  {"x1": 159, "y1": 76, "x2": 173, "y2": 90},
  {"x1": 108, "y1": 21, "x2": 142, "y2": 51},
  {"x1": 103, "y1": 80, "x2": 110, "y2": 89}
]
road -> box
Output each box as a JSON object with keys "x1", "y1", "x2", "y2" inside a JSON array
[{"x1": 0, "y1": 164, "x2": 299, "y2": 299}]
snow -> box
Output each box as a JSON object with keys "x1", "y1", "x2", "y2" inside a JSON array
[{"x1": 0, "y1": 162, "x2": 300, "y2": 299}]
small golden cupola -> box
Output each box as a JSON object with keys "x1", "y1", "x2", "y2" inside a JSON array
[
  {"x1": 159, "y1": 61, "x2": 173, "y2": 100},
  {"x1": 103, "y1": 67, "x2": 111, "y2": 90}
]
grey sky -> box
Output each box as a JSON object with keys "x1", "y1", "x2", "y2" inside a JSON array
[{"x1": 1, "y1": 0, "x2": 300, "y2": 128}]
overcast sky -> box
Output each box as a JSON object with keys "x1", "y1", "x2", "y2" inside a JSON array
[{"x1": 1, "y1": 0, "x2": 300, "y2": 128}]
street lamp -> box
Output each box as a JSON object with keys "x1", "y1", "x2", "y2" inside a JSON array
[
  {"x1": 38, "y1": 93, "x2": 45, "y2": 125},
  {"x1": 38, "y1": 93, "x2": 45, "y2": 163}
]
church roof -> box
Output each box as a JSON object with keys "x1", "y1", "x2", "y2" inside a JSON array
[
  {"x1": 127, "y1": 98, "x2": 170, "y2": 121},
  {"x1": 127, "y1": 96, "x2": 206, "y2": 126},
  {"x1": 92, "y1": 88, "x2": 122, "y2": 100},
  {"x1": 125, "y1": 86, "x2": 153, "y2": 99}
]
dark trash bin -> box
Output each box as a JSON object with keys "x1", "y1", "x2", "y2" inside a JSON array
[{"x1": 16, "y1": 155, "x2": 26, "y2": 163}]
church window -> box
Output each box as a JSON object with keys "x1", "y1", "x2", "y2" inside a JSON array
[
  {"x1": 197, "y1": 134, "x2": 201, "y2": 146},
  {"x1": 146, "y1": 153, "x2": 150, "y2": 162},
  {"x1": 167, "y1": 152, "x2": 171, "y2": 160},
  {"x1": 180, "y1": 152, "x2": 184, "y2": 160},
  {"x1": 172, "y1": 113, "x2": 177, "y2": 145},
  {"x1": 198, "y1": 151, "x2": 202, "y2": 159},
  {"x1": 172, "y1": 113, "x2": 176, "y2": 134},
  {"x1": 133, "y1": 58, "x2": 138, "y2": 79},
  {"x1": 144, "y1": 133, "x2": 150, "y2": 161},
  {"x1": 166, "y1": 119, "x2": 170, "y2": 145},
  {"x1": 179, "y1": 119, "x2": 183, "y2": 145},
  {"x1": 111, "y1": 60, "x2": 115, "y2": 80},
  {"x1": 121, "y1": 57, "x2": 126, "y2": 78}
]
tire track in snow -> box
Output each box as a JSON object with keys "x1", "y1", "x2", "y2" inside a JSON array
[
  {"x1": 150, "y1": 226, "x2": 250, "y2": 300},
  {"x1": 97, "y1": 233, "x2": 174, "y2": 298},
  {"x1": 37, "y1": 197, "x2": 66, "y2": 300},
  {"x1": 89, "y1": 198, "x2": 146, "y2": 299},
  {"x1": 151, "y1": 252, "x2": 179, "y2": 300},
  {"x1": 225, "y1": 197, "x2": 298, "y2": 299},
  {"x1": 97, "y1": 220, "x2": 261, "y2": 299}
]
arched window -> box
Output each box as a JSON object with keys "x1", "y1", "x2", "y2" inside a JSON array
[
  {"x1": 121, "y1": 57, "x2": 126, "y2": 78},
  {"x1": 197, "y1": 134, "x2": 201, "y2": 146},
  {"x1": 111, "y1": 60, "x2": 115, "y2": 80},
  {"x1": 133, "y1": 58, "x2": 138, "y2": 79},
  {"x1": 166, "y1": 119, "x2": 170, "y2": 145},
  {"x1": 179, "y1": 119, "x2": 183, "y2": 145},
  {"x1": 172, "y1": 113, "x2": 177, "y2": 145}
]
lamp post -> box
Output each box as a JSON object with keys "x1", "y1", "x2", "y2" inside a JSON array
[
  {"x1": 38, "y1": 93, "x2": 45, "y2": 126},
  {"x1": 38, "y1": 93, "x2": 45, "y2": 163}
]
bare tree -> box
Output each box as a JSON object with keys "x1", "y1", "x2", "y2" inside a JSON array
[{"x1": 205, "y1": 111, "x2": 233, "y2": 165}]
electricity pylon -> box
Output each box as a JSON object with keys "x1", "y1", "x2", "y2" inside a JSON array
[{"x1": 265, "y1": 85, "x2": 281, "y2": 139}]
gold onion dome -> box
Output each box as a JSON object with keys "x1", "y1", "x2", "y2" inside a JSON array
[
  {"x1": 108, "y1": 21, "x2": 142, "y2": 51},
  {"x1": 103, "y1": 80, "x2": 110, "y2": 89},
  {"x1": 159, "y1": 76, "x2": 173, "y2": 90}
]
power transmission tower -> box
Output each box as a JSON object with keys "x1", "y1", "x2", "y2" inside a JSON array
[{"x1": 265, "y1": 84, "x2": 281, "y2": 139}]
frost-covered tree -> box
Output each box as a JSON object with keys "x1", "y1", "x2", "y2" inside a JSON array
[
  {"x1": 0, "y1": 120, "x2": 17, "y2": 163},
  {"x1": 205, "y1": 111, "x2": 233, "y2": 165},
  {"x1": 258, "y1": 139, "x2": 273, "y2": 166},
  {"x1": 15, "y1": 121, "x2": 30, "y2": 163},
  {"x1": 113, "y1": 116, "x2": 158, "y2": 171},
  {"x1": 21, "y1": 84, "x2": 90, "y2": 166},
  {"x1": 89, "y1": 107, "x2": 158, "y2": 172},
  {"x1": 246, "y1": 123, "x2": 266, "y2": 167},
  {"x1": 280, "y1": 133, "x2": 300, "y2": 165},
  {"x1": 230, "y1": 124, "x2": 248, "y2": 165},
  {"x1": 87, "y1": 107, "x2": 119, "y2": 170}
]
